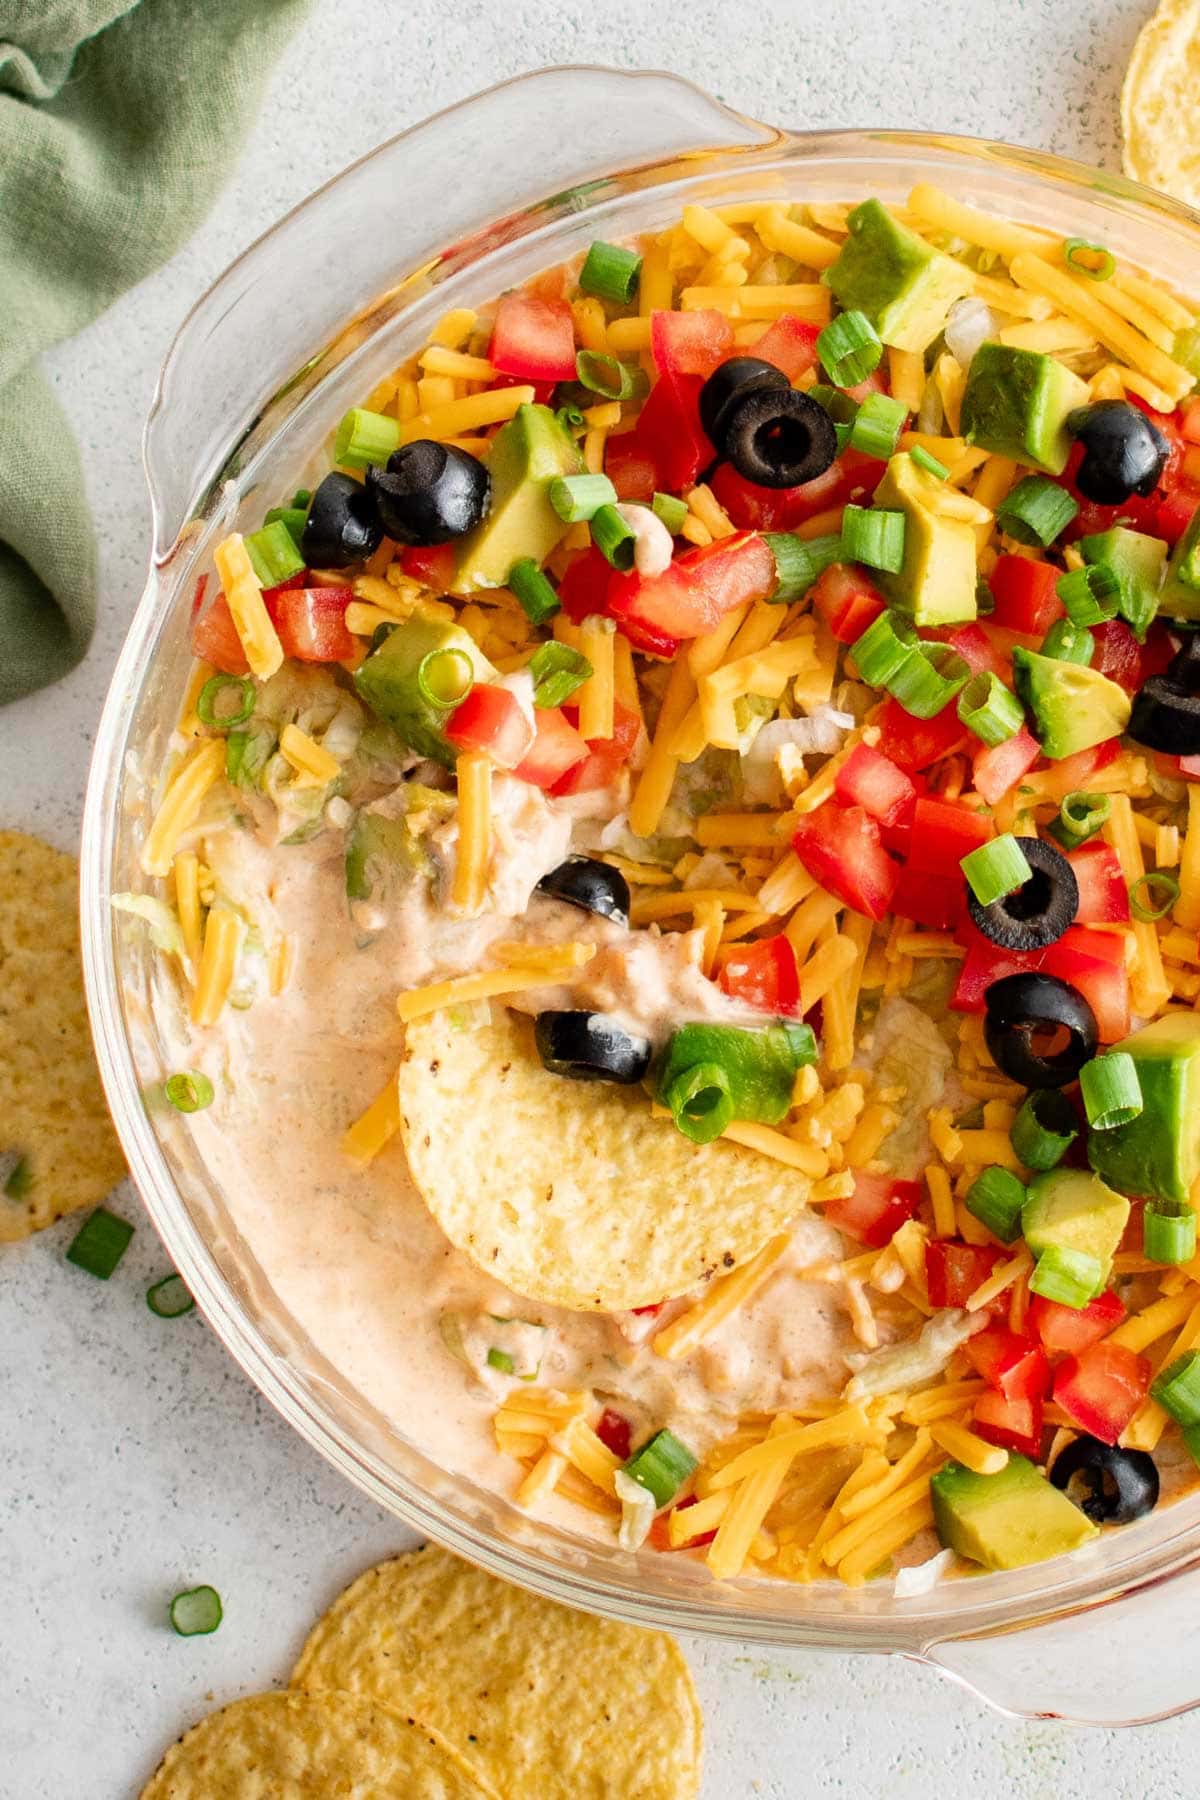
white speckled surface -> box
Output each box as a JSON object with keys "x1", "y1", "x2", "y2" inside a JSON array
[{"x1": 5, "y1": 2, "x2": 1200, "y2": 1794}]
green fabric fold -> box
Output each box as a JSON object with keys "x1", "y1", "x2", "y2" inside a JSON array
[{"x1": 0, "y1": 0, "x2": 309, "y2": 705}]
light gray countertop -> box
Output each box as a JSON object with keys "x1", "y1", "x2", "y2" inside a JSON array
[{"x1": 4, "y1": 1, "x2": 1198, "y2": 1792}]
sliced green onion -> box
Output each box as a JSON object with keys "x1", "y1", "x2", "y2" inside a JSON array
[
  {"x1": 575, "y1": 350, "x2": 639, "y2": 401},
  {"x1": 1129, "y1": 871, "x2": 1180, "y2": 922},
  {"x1": 1041, "y1": 618, "x2": 1094, "y2": 666},
  {"x1": 486, "y1": 1346, "x2": 516, "y2": 1374},
  {"x1": 809, "y1": 382, "x2": 860, "y2": 421},
  {"x1": 528, "y1": 641, "x2": 592, "y2": 709},
  {"x1": 652, "y1": 492, "x2": 688, "y2": 535},
  {"x1": 416, "y1": 648, "x2": 473, "y2": 709},
  {"x1": 841, "y1": 504, "x2": 905, "y2": 574},
  {"x1": 850, "y1": 392, "x2": 907, "y2": 461},
  {"x1": 169, "y1": 1585, "x2": 223, "y2": 1637},
  {"x1": 1079, "y1": 1051, "x2": 1143, "y2": 1130},
  {"x1": 66, "y1": 1206, "x2": 134, "y2": 1280},
  {"x1": 556, "y1": 403, "x2": 586, "y2": 435},
  {"x1": 290, "y1": 488, "x2": 312, "y2": 510},
  {"x1": 1048, "y1": 789, "x2": 1111, "y2": 850},
  {"x1": 910, "y1": 445, "x2": 950, "y2": 480},
  {"x1": 147, "y1": 1274, "x2": 195, "y2": 1318},
  {"x1": 1152, "y1": 1351, "x2": 1200, "y2": 1425},
  {"x1": 833, "y1": 421, "x2": 853, "y2": 454},
  {"x1": 1056, "y1": 562, "x2": 1120, "y2": 626},
  {"x1": 1029, "y1": 1245, "x2": 1104, "y2": 1309},
  {"x1": 664, "y1": 1061, "x2": 736, "y2": 1145},
  {"x1": 196, "y1": 675, "x2": 255, "y2": 733},
  {"x1": 817, "y1": 310, "x2": 883, "y2": 387},
  {"x1": 3, "y1": 1156, "x2": 32, "y2": 1199},
  {"x1": 580, "y1": 239, "x2": 643, "y2": 304},
  {"x1": 1144, "y1": 1199, "x2": 1198, "y2": 1267},
  {"x1": 591, "y1": 502, "x2": 636, "y2": 570},
  {"x1": 964, "y1": 1166, "x2": 1028, "y2": 1243},
  {"x1": 887, "y1": 642, "x2": 970, "y2": 719},
  {"x1": 996, "y1": 476, "x2": 1078, "y2": 548},
  {"x1": 334, "y1": 407, "x2": 401, "y2": 470},
  {"x1": 244, "y1": 519, "x2": 306, "y2": 588},
  {"x1": 764, "y1": 532, "x2": 843, "y2": 603},
  {"x1": 165, "y1": 1071, "x2": 214, "y2": 1113},
  {"x1": 1010, "y1": 1089, "x2": 1078, "y2": 1172},
  {"x1": 961, "y1": 832, "x2": 1034, "y2": 906},
  {"x1": 263, "y1": 505, "x2": 308, "y2": 550},
  {"x1": 549, "y1": 473, "x2": 618, "y2": 523},
  {"x1": 850, "y1": 611, "x2": 918, "y2": 687},
  {"x1": 957, "y1": 670, "x2": 1024, "y2": 747},
  {"x1": 508, "y1": 557, "x2": 560, "y2": 625},
  {"x1": 621, "y1": 1428, "x2": 698, "y2": 1507},
  {"x1": 226, "y1": 727, "x2": 275, "y2": 791},
  {"x1": 1064, "y1": 237, "x2": 1116, "y2": 281}
]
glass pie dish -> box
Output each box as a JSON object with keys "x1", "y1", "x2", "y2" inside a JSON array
[{"x1": 80, "y1": 65, "x2": 1200, "y2": 1726}]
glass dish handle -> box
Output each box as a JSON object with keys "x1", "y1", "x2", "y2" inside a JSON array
[{"x1": 142, "y1": 67, "x2": 778, "y2": 559}]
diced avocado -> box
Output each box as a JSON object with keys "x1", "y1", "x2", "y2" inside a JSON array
[
  {"x1": 1021, "y1": 1168, "x2": 1130, "y2": 1275},
  {"x1": 871, "y1": 451, "x2": 978, "y2": 625},
  {"x1": 353, "y1": 616, "x2": 496, "y2": 765},
  {"x1": 1079, "y1": 526, "x2": 1167, "y2": 641},
  {"x1": 1011, "y1": 647, "x2": 1131, "y2": 760},
  {"x1": 826, "y1": 199, "x2": 972, "y2": 352},
  {"x1": 344, "y1": 803, "x2": 446, "y2": 901},
  {"x1": 454, "y1": 403, "x2": 582, "y2": 592},
  {"x1": 1156, "y1": 501, "x2": 1200, "y2": 624},
  {"x1": 931, "y1": 1455, "x2": 1098, "y2": 1570},
  {"x1": 1088, "y1": 1013, "x2": 1200, "y2": 1204},
  {"x1": 960, "y1": 343, "x2": 1090, "y2": 475}
]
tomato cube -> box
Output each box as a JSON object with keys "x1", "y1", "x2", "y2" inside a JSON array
[
  {"x1": 634, "y1": 370, "x2": 713, "y2": 491},
  {"x1": 925, "y1": 1240, "x2": 1004, "y2": 1310},
  {"x1": 718, "y1": 934, "x2": 800, "y2": 1015},
  {"x1": 824, "y1": 1172, "x2": 923, "y2": 1248},
  {"x1": 834, "y1": 743, "x2": 916, "y2": 828},
  {"x1": 192, "y1": 595, "x2": 249, "y2": 674},
  {"x1": 1053, "y1": 1340, "x2": 1152, "y2": 1445},
  {"x1": 973, "y1": 1390, "x2": 1044, "y2": 1458},
  {"x1": 749, "y1": 315, "x2": 822, "y2": 381},
  {"x1": 1067, "y1": 842, "x2": 1130, "y2": 924},
  {"x1": 489, "y1": 292, "x2": 577, "y2": 383},
  {"x1": 1089, "y1": 619, "x2": 1142, "y2": 693},
  {"x1": 607, "y1": 533, "x2": 774, "y2": 645},
  {"x1": 812, "y1": 563, "x2": 887, "y2": 644},
  {"x1": 792, "y1": 800, "x2": 900, "y2": 921},
  {"x1": 400, "y1": 542, "x2": 457, "y2": 592},
  {"x1": 269, "y1": 587, "x2": 356, "y2": 664},
  {"x1": 444, "y1": 683, "x2": 534, "y2": 769},
  {"x1": 605, "y1": 432, "x2": 659, "y2": 502},
  {"x1": 965, "y1": 1325, "x2": 1051, "y2": 1402},
  {"x1": 551, "y1": 698, "x2": 640, "y2": 795},
  {"x1": 650, "y1": 308, "x2": 733, "y2": 377},
  {"x1": 595, "y1": 1408, "x2": 633, "y2": 1461},
  {"x1": 971, "y1": 725, "x2": 1040, "y2": 805},
  {"x1": 1029, "y1": 1287, "x2": 1126, "y2": 1356},
  {"x1": 988, "y1": 554, "x2": 1065, "y2": 636},
  {"x1": 876, "y1": 696, "x2": 970, "y2": 772},
  {"x1": 906, "y1": 795, "x2": 994, "y2": 878},
  {"x1": 513, "y1": 706, "x2": 589, "y2": 790},
  {"x1": 710, "y1": 451, "x2": 884, "y2": 534},
  {"x1": 891, "y1": 866, "x2": 966, "y2": 931}
]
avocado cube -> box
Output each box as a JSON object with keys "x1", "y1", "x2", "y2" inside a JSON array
[
  {"x1": 1157, "y1": 502, "x2": 1200, "y2": 624},
  {"x1": 344, "y1": 795, "x2": 451, "y2": 901},
  {"x1": 932, "y1": 1455, "x2": 1098, "y2": 1570},
  {"x1": 1021, "y1": 1168, "x2": 1130, "y2": 1274},
  {"x1": 1079, "y1": 526, "x2": 1167, "y2": 641},
  {"x1": 826, "y1": 199, "x2": 972, "y2": 353},
  {"x1": 454, "y1": 403, "x2": 582, "y2": 592},
  {"x1": 960, "y1": 344, "x2": 1090, "y2": 475},
  {"x1": 1088, "y1": 1014, "x2": 1200, "y2": 1204},
  {"x1": 353, "y1": 616, "x2": 496, "y2": 766},
  {"x1": 1011, "y1": 647, "x2": 1131, "y2": 760},
  {"x1": 871, "y1": 452, "x2": 978, "y2": 625}
]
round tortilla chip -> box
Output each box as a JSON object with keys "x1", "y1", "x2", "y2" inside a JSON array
[
  {"x1": 291, "y1": 1548, "x2": 702, "y2": 1800},
  {"x1": 398, "y1": 1008, "x2": 810, "y2": 1311},
  {"x1": 0, "y1": 831, "x2": 125, "y2": 1242},
  {"x1": 1122, "y1": 0, "x2": 1200, "y2": 205},
  {"x1": 140, "y1": 1688, "x2": 498, "y2": 1798}
]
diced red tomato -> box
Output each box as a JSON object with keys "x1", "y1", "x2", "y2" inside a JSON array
[
  {"x1": 192, "y1": 595, "x2": 249, "y2": 673},
  {"x1": 965, "y1": 1326, "x2": 1051, "y2": 1402},
  {"x1": 812, "y1": 562, "x2": 887, "y2": 645},
  {"x1": 989, "y1": 555, "x2": 1065, "y2": 636},
  {"x1": 972, "y1": 1390, "x2": 1044, "y2": 1458},
  {"x1": 835, "y1": 743, "x2": 916, "y2": 828},
  {"x1": 824, "y1": 1172, "x2": 923, "y2": 1247},
  {"x1": 971, "y1": 724, "x2": 1041, "y2": 805},
  {"x1": 607, "y1": 533, "x2": 775, "y2": 646},
  {"x1": 489, "y1": 292, "x2": 577, "y2": 383},
  {"x1": 491, "y1": 370, "x2": 556, "y2": 406},
  {"x1": 1042, "y1": 736, "x2": 1121, "y2": 793},
  {"x1": 1053, "y1": 1340, "x2": 1152, "y2": 1445},
  {"x1": 791, "y1": 800, "x2": 899, "y2": 921},
  {"x1": 891, "y1": 866, "x2": 966, "y2": 931},
  {"x1": 648, "y1": 1494, "x2": 715, "y2": 1551},
  {"x1": 1140, "y1": 621, "x2": 1179, "y2": 682},
  {"x1": 950, "y1": 935, "x2": 1040, "y2": 1013},
  {"x1": 906, "y1": 795, "x2": 994, "y2": 879},
  {"x1": 1089, "y1": 619, "x2": 1142, "y2": 693},
  {"x1": 633, "y1": 371, "x2": 714, "y2": 491},
  {"x1": 749, "y1": 315, "x2": 822, "y2": 381},
  {"x1": 550, "y1": 698, "x2": 640, "y2": 795},
  {"x1": 1151, "y1": 484, "x2": 1200, "y2": 546},
  {"x1": 946, "y1": 621, "x2": 1008, "y2": 678},
  {"x1": 1042, "y1": 948, "x2": 1130, "y2": 1042},
  {"x1": 558, "y1": 546, "x2": 615, "y2": 622},
  {"x1": 1054, "y1": 923, "x2": 1125, "y2": 964},
  {"x1": 605, "y1": 432, "x2": 659, "y2": 502},
  {"x1": 444, "y1": 683, "x2": 534, "y2": 769},
  {"x1": 925, "y1": 1240, "x2": 1004, "y2": 1310},
  {"x1": 876, "y1": 696, "x2": 970, "y2": 772},
  {"x1": 512, "y1": 705, "x2": 589, "y2": 789},
  {"x1": 268, "y1": 587, "x2": 356, "y2": 663},
  {"x1": 595, "y1": 1408, "x2": 633, "y2": 1461},
  {"x1": 650, "y1": 308, "x2": 733, "y2": 377},
  {"x1": 400, "y1": 542, "x2": 457, "y2": 592},
  {"x1": 950, "y1": 921, "x2": 1130, "y2": 1031},
  {"x1": 710, "y1": 450, "x2": 885, "y2": 534},
  {"x1": 1030, "y1": 1287, "x2": 1126, "y2": 1356},
  {"x1": 718, "y1": 934, "x2": 800, "y2": 1016},
  {"x1": 1067, "y1": 842, "x2": 1130, "y2": 924}
]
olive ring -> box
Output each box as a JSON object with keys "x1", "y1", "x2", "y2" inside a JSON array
[{"x1": 983, "y1": 972, "x2": 1099, "y2": 1088}]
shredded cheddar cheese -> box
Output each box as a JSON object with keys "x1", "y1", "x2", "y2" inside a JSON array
[
  {"x1": 396, "y1": 943, "x2": 594, "y2": 1023},
  {"x1": 141, "y1": 738, "x2": 225, "y2": 878},
  {"x1": 212, "y1": 533, "x2": 283, "y2": 680}
]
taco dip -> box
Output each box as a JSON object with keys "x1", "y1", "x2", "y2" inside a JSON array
[{"x1": 103, "y1": 150, "x2": 1200, "y2": 1605}]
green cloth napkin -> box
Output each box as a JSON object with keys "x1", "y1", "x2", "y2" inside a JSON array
[{"x1": 0, "y1": 0, "x2": 309, "y2": 705}]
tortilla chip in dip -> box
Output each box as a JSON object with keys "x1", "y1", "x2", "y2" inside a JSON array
[
  {"x1": 139, "y1": 1688, "x2": 498, "y2": 1799},
  {"x1": 0, "y1": 830, "x2": 125, "y2": 1242},
  {"x1": 291, "y1": 1547, "x2": 702, "y2": 1800},
  {"x1": 1122, "y1": 0, "x2": 1200, "y2": 205},
  {"x1": 398, "y1": 1006, "x2": 810, "y2": 1311}
]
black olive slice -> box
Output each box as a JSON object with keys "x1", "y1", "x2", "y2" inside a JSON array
[
  {"x1": 536, "y1": 856, "x2": 630, "y2": 926},
  {"x1": 1065, "y1": 400, "x2": 1170, "y2": 506},
  {"x1": 698, "y1": 357, "x2": 789, "y2": 451},
  {"x1": 1050, "y1": 1434, "x2": 1159, "y2": 1524},
  {"x1": 984, "y1": 972, "x2": 1098, "y2": 1088},
  {"x1": 1128, "y1": 675, "x2": 1200, "y2": 756},
  {"x1": 300, "y1": 472, "x2": 383, "y2": 569},
  {"x1": 722, "y1": 388, "x2": 839, "y2": 490},
  {"x1": 967, "y1": 837, "x2": 1079, "y2": 951},
  {"x1": 365, "y1": 440, "x2": 490, "y2": 545},
  {"x1": 533, "y1": 1011, "x2": 651, "y2": 1084}
]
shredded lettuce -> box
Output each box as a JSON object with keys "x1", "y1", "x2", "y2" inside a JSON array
[{"x1": 111, "y1": 893, "x2": 185, "y2": 958}]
